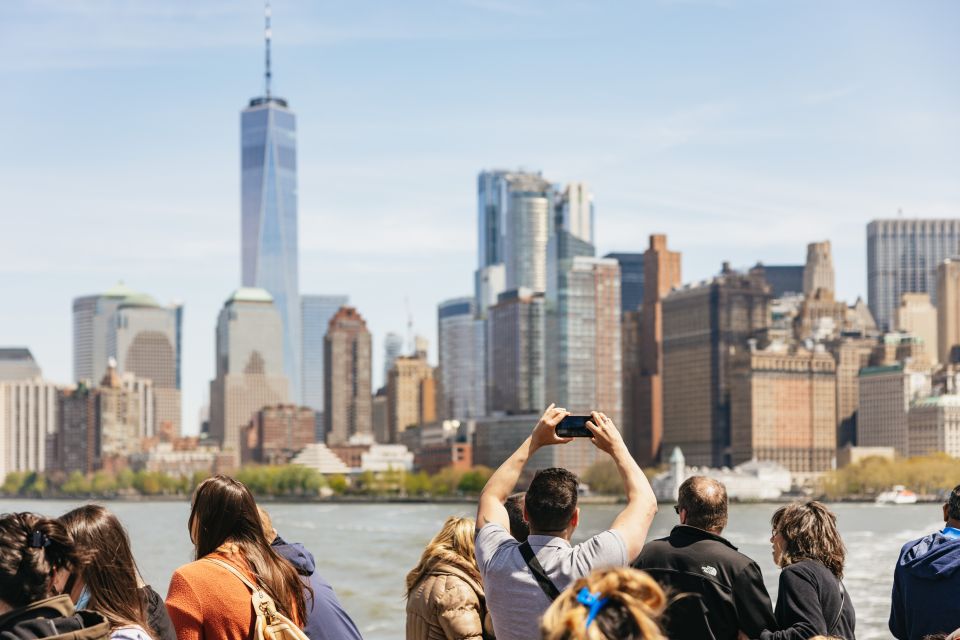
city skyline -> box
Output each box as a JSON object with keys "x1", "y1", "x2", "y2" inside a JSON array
[{"x1": 1, "y1": 1, "x2": 958, "y2": 434}]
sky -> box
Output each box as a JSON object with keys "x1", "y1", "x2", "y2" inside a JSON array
[{"x1": 1, "y1": 0, "x2": 958, "y2": 435}]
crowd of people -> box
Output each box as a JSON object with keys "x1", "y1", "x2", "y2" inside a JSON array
[{"x1": 0, "y1": 404, "x2": 958, "y2": 639}]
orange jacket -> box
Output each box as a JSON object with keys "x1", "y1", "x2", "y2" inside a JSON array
[{"x1": 166, "y1": 551, "x2": 300, "y2": 640}]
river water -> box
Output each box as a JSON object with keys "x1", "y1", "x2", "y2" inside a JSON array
[{"x1": 0, "y1": 499, "x2": 940, "y2": 639}]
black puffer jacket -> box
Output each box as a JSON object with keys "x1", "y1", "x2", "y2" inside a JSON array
[{"x1": 0, "y1": 594, "x2": 110, "y2": 640}]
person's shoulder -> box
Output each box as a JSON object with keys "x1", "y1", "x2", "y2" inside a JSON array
[{"x1": 782, "y1": 559, "x2": 829, "y2": 582}]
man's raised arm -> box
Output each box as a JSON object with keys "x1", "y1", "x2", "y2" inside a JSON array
[
  {"x1": 476, "y1": 404, "x2": 571, "y2": 534},
  {"x1": 585, "y1": 411, "x2": 658, "y2": 561}
]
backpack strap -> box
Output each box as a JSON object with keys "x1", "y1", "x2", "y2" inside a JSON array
[
  {"x1": 829, "y1": 580, "x2": 846, "y2": 633},
  {"x1": 203, "y1": 557, "x2": 261, "y2": 594},
  {"x1": 518, "y1": 541, "x2": 561, "y2": 601}
]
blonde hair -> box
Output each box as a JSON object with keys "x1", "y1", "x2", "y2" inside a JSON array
[
  {"x1": 405, "y1": 516, "x2": 479, "y2": 597},
  {"x1": 541, "y1": 567, "x2": 666, "y2": 640}
]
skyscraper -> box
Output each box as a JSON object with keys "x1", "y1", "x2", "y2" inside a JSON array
[
  {"x1": 895, "y1": 293, "x2": 938, "y2": 365},
  {"x1": 867, "y1": 219, "x2": 960, "y2": 331},
  {"x1": 241, "y1": 6, "x2": 301, "y2": 403},
  {"x1": 438, "y1": 297, "x2": 486, "y2": 419},
  {"x1": 324, "y1": 307, "x2": 372, "y2": 445},
  {"x1": 554, "y1": 182, "x2": 594, "y2": 246},
  {"x1": 604, "y1": 253, "x2": 645, "y2": 314},
  {"x1": 113, "y1": 295, "x2": 181, "y2": 436},
  {"x1": 633, "y1": 235, "x2": 681, "y2": 466},
  {"x1": 803, "y1": 240, "x2": 835, "y2": 296},
  {"x1": 209, "y1": 288, "x2": 289, "y2": 460},
  {"x1": 387, "y1": 353, "x2": 434, "y2": 443},
  {"x1": 0, "y1": 348, "x2": 41, "y2": 381},
  {"x1": 301, "y1": 294, "x2": 348, "y2": 440},
  {"x1": 0, "y1": 377, "x2": 58, "y2": 478}
]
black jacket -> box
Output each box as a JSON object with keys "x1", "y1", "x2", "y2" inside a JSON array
[
  {"x1": 759, "y1": 559, "x2": 855, "y2": 640},
  {"x1": 633, "y1": 525, "x2": 776, "y2": 640},
  {"x1": 142, "y1": 585, "x2": 177, "y2": 640}
]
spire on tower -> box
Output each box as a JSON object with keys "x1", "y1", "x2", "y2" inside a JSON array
[{"x1": 264, "y1": 2, "x2": 272, "y2": 98}]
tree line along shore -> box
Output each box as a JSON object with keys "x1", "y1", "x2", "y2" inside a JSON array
[{"x1": 1, "y1": 452, "x2": 958, "y2": 501}]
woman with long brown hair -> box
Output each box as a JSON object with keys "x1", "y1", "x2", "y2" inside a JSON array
[
  {"x1": 0, "y1": 511, "x2": 110, "y2": 639},
  {"x1": 540, "y1": 567, "x2": 667, "y2": 640},
  {"x1": 747, "y1": 501, "x2": 855, "y2": 640},
  {"x1": 165, "y1": 475, "x2": 309, "y2": 640},
  {"x1": 60, "y1": 505, "x2": 172, "y2": 640},
  {"x1": 405, "y1": 516, "x2": 492, "y2": 640}
]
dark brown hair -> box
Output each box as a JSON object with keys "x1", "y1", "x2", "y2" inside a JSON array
[
  {"x1": 772, "y1": 501, "x2": 846, "y2": 579},
  {"x1": 59, "y1": 505, "x2": 152, "y2": 634},
  {"x1": 678, "y1": 476, "x2": 728, "y2": 532},
  {"x1": 0, "y1": 512, "x2": 84, "y2": 609},
  {"x1": 947, "y1": 484, "x2": 960, "y2": 521},
  {"x1": 505, "y1": 493, "x2": 529, "y2": 542},
  {"x1": 190, "y1": 475, "x2": 308, "y2": 623},
  {"x1": 526, "y1": 468, "x2": 579, "y2": 533}
]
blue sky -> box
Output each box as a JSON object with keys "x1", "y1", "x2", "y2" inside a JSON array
[{"x1": 1, "y1": 0, "x2": 958, "y2": 434}]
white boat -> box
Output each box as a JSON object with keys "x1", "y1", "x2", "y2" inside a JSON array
[{"x1": 875, "y1": 485, "x2": 918, "y2": 504}]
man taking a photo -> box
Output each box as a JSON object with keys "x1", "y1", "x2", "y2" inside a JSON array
[{"x1": 474, "y1": 404, "x2": 658, "y2": 640}]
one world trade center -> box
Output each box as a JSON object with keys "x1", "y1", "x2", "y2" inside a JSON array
[{"x1": 241, "y1": 3, "x2": 301, "y2": 401}]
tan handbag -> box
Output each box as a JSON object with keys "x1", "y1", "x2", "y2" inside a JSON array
[{"x1": 203, "y1": 558, "x2": 309, "y2": 640}]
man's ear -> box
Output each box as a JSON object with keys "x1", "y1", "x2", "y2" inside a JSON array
[
  {"x1": 570, "y1": 507, "x2": 580, "y2": 529},
  {"x1": 944, "y1": 503, "x2": 950, "y2": 524},
  {"x1": 679, "y1": 508, "x2": 687, "y2": 525},
  {"x1": 523, "y1": 503, "x2": 530, "y2": 524}
]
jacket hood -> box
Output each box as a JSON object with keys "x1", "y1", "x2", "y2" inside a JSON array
[
  {"x1": 272, "y1": 536, "x2": 316, "y2": 577},
  {"x1": 0, "y1": 595, "x2": 110, "y2": 640},
  {"x1": 900, "y1": 532, "x2": 960, "y2": 579}
]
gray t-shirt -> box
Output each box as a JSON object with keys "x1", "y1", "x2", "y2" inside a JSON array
[{"x1": 475, "y1": 523, "x2": 627, "y2": 640}]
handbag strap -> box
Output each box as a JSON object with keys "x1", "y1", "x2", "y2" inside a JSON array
[
  {"x1": 518, "y1": 541, "x2": 561, "y2": 601},
  {"x1": 203, "y1": 557, "x2": 263, "y2": 595}
]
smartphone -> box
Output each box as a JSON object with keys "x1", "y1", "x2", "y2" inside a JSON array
[{"x1": 555, "y1": 415, "x2": 593, "y2": 438}]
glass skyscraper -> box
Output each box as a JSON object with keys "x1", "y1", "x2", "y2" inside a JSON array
[
  {"x1": 241, "y1": 15, "x2": 301, "y2": 403},
  {"x1": 301, "y1": 294, "x2": 348, "y2": 441}
]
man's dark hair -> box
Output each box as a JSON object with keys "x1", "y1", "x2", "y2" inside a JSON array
[
  {"x1": 947, "y1": 484, "x2": 960, "y2": 521},
  {"x1": 525, "y1": 468, "x2": 579, "y2": 533},
  {"x1": 677, "y1": 476, "x2": 728, "y2": 532},
  {"x1": 505, "y1": 493, "x2": 529, "y2": 542}
]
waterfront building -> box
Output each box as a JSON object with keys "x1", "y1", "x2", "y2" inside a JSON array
[
  {"x1": 633, "y1": 235, "x2": 682, "y2": 466},
  {"x1": 324, "y1": 306, "x2": 373, "y2": 446},
  {"x1": 757, "y1": 265, "x2": 804, "y2": 298},
  {"x1": 209, "y1": 288, "x2": 289, "y2": 462},
  {"x1": 301, "y1": 294, "x2": 348, "y2": 440},
  {"x1": 554, "y1": 182, "x2": 594, "y2": 245},
  {"x1": 243, "y1": 404, "x2": 315, "y2": 464},
  {"x1": 241, "y1": 9, "x2": 301, "y2": 403},
  {"x1": 129, "y1": 439, "x2": 220, "y2": 477},
  {"x1": 603, "y1": 253, "x2": 645, "y2": 313},
  {"x1": 730, "y1": 344, "x2": 837, "y2": 475},
  {"x1": 361, "y1": 444, "x2": 415, "y2": 473},
  {"x1": 290, "y1": 443, "x2": 352, "y2": 475},
  {"x1": 661, "y1": 264, "x2": 771, "y2": 467},
  {"x1": 0, "y1": 348, "x2": 42, "y2": 381},
  {"x1": 803, "y1": 241, "x2": 835, "y2": 296},
  {"x1": 895, "y1": 293, "x2": 938, "y2": 365},
  {"x1": 937, "y1": 259, "x2": 960, "y2": 364},
  {"x1": 858, "y1": 363, "x2": 932, "y2": 456},
  {"x1": 487, "y1": 289, "x2": 545, "y2": 414},
  {"x1": 386, "y1": 352, "x2": 434, "y2": 443},
  {"x1": 56, "y1": 385, "x2": 97, "y2": 475},
  {"x1": 867, "y1": 219, "x2": 960, "y2": 331},
  {"x1": 0, "y1": 377, "x2": 58, "y2": 478},
  {"x1": 907, "y1": 396, "x2": 960, "y2": 458},
  {"x1": 438, "y1": 297, "x2": 486, "y2": 420}
]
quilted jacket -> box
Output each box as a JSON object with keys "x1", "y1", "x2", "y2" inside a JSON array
[{"x1": 405, "y1": 561, "x2": 493, "y2": 640}]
